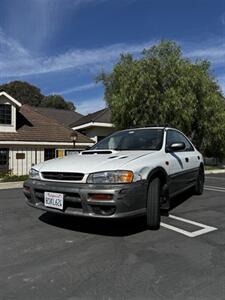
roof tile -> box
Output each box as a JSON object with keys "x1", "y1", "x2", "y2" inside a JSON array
[
  {"x1": 70, "y1": 108, "x2": 112, "y2": 127},
  {"x1": 0, "y1": 105, "x2": 93, "y2": 144}
]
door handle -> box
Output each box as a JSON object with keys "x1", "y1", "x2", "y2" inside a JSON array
[{"x1": 185, "y1": 157, "x2": 189, "y2": 163}]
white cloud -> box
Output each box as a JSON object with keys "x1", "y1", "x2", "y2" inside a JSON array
[
  {"x1": 71, "y1": 0, "x2": 110, "y2": 8},
  {"x1": 76, "y1": 97, "x2": 106, "y2": 114},
  {"x1": 184, "y1": 39, "x2": 225, "y2": 65},
  {"x1": 217, "y1": 75, "x2": 225, "y2": 94},
  {"x1": 221, "y1": 12, "x2": 225, "y2": 25},
  {"x1": 0, "y1": 29, "x2": 154, "y2": 78},
  {"x1": 1, "y1": 26, "x2": 225, "y2": 85},
  {"x1": 2, "y1": 0, "x2": 110, "y2": 53},
  {"x1": 41, "y1": 41, "x2": 151, "y2": 74},
  {"x1": 56, "y1": 82, "x2": 100, "y2": 95}
]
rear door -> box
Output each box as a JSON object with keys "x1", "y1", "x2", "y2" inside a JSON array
[{"x1": 165, "y1": 130, "x2": 197, "y2": 196}]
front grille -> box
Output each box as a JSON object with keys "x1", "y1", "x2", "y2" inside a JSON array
[{"x1": 41, "y1": 172, "x2": 84, "y2": 181}]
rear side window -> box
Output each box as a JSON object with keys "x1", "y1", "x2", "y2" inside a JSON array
[{"x1": 166, "y1": 130, "x2": 194, "y2": 152}]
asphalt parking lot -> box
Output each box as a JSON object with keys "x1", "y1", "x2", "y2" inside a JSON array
[{"x1": 0, "y1": 174, "x2": 225, "y2": 300}]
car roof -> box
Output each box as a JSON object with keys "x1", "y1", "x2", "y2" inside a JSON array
[{"x1": 121, "y1": 126, "x2": 175, "y2": 132}]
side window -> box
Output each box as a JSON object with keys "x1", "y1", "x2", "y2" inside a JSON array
[{"x1": 166, "y1": 130, "x2": 194, "y2": 152}]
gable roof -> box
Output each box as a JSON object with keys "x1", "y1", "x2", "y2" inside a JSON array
[
  {"x1": 32, "y1": 106, "x2": 83, "y2": 127},
  {"x1": 71, "y1": 108, "x2": 112, "y2": 128},
  {"x1": 0, "y1": 91, "x2": 22, "y2": 107},
  {"x1": 0, "y1": 105, "x2": 93, "y2": 144}
]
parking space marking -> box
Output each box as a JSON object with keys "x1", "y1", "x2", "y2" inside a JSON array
[
  {"x1": 161, "y1": 214, "x2": 217, "y2": 237},
  {"x1": 206, "y1": 176, "x2": 225, "y2": 180},
  {"x1": 205, "y1": 185, "x2": 225, "y2": 190},
  {"x1": 204, "y1": 186, "x2": 225, "y2": 193}
]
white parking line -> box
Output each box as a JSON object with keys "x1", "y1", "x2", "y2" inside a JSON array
[
  {"x1": 161, "y1": 214, "x2": 217, "y2": 237},
  {"x1": 204, "y1": 186, "x2": 225, "y2": 193},
  {"x1": 206, "y1": 176, "x2": 225, "y2": 180},
  {"x1": 205, "y1": 185, "x2": 225, "y2": 190}
]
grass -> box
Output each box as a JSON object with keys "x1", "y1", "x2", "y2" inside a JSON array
[
  {"x1": 0, "y1": 174, "x2": 28, "y2": 182},
  {"x1": 205, "y1": 165, "x2": 224, "y2": 171}
]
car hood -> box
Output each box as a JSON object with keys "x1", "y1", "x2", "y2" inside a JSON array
[{"x1": 37, "y1": 150, "x2": 155, "y2": 174}]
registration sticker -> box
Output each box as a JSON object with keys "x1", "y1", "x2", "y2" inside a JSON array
[{"x1": 44, "y1": 192, "x2": 64, "y2": 210}]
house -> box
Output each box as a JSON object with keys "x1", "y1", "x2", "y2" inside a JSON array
[
  {"x1": 33, "y1": 106, "x2": 83, "y2": 128},
  {"x1": 0, "y1": 92, "x2": 94, "y2": 175},
  {"x1": 70, "y1": 108, "x2": 115, "y2": 142}
]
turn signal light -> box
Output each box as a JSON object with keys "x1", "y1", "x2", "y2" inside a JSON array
[
  {"x1": 88, "y1": 193, "x2": 113, "y2": 201},
  {"x1": 118, "y1": 171, "x2": 133, "y2": 183}
]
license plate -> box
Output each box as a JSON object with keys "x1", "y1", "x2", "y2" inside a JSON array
[{"x1": 44, "y1": 192, "x2": 64, "y2": 210}]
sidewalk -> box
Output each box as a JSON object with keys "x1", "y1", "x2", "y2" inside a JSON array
[
  {"x1": 205, "y1": 169, "x2": 225, "y2": 174},
  {"x1": 0, "y1": 181, "x2": 24, "y2": 190}
]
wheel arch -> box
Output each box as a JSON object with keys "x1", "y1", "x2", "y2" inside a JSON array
[
  {"x1": 146, "y1": 167, "x2": 168, "y2": 187},
  {"x1": 146, "y1": 167, "x2": 170, "y2": 209},
  {"x1": 199, "y1": 162, "x2": 204, "y2": 171}
]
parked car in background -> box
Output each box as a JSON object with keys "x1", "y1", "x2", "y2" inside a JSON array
[{"x1": 24, "y1": 127, "x2": 204, "y2": 229}]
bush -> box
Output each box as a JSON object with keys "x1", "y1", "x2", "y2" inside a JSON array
[{"x1": 0, "y1": 175, "x2": 28, "y2": 182}]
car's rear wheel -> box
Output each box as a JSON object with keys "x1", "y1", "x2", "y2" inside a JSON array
[
  {"x1": 146, "y1": 177, "x2": 161, "y2": 230},
  {"x1": 194, "y1": 167, "x2": 204, "y2": 195}
]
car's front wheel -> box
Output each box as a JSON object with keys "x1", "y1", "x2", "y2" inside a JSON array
[{"x1": 146, "y1": 177, "x2": 161, "y2": 230}]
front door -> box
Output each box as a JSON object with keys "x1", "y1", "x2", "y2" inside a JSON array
[
  {"x1": 0, "y1": 148, "x2": 9, "y2": 173},
  {"x1": 166, "y1": 130, "x2": 196, "y2": 196}
]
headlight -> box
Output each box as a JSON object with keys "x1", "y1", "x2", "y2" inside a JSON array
[
  {"x1": 29, "y1": 168, "x2": 40, "y2": 179},
  {"x1": 87, "y1": 170, "x2": 134, "y2": 184}
]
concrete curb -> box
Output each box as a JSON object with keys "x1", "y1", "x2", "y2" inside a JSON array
[
  {"x1": 0, "y1": 181, "x2": 24, "y2": 190},
  {"x1": 205, "y1": 169, "x2": 225, "y2": 174}
]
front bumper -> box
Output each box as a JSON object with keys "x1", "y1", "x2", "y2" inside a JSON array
[{"x1": 23, "y1": 179, "x2": 147, "y2": 219}]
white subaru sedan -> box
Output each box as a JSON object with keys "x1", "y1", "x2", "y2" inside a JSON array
[{"x1": 24, "y1": 127, "x2": 204, "y2": 229}]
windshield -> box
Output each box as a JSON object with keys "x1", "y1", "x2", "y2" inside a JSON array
[{"x1": 92, "y1": 129, "x2": 164, "y2": 151}]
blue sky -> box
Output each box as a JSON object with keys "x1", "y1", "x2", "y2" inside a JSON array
[{"x1": 0, "y1": 0, "x2": 225, "y2": 114}]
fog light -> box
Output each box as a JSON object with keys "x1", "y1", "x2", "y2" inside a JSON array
[
  {"x1": 23, "y1": 186, "x2": 31, "y2": 199},
  {"x1": 91, "y1": 205, "x2": 116, "y2": 216},
  {"x1": 88, "y1": 193, "x2": 113, "y2": 201},
  {"x1": 23, "y1": 186, "x2": 31, "y2": 193}
]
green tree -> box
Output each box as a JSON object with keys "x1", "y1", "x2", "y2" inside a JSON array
[
  {"x1": 0, "y1": 80, "x2": 76, "y2": 110},
  {"x1": 0, "y1": 81, "x2": 43, "y2": 106},
  {"x1": 41, "y1": 95, "x2": 75, "y2": 110},
  {"x1": 98, "y1": 40, "x2": 225, "y2": 159}
]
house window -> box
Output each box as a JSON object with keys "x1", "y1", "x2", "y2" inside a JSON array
[
  {"x1": 56, "y1": 149, "x2": 65, "y2": 158},
  {"x1": 0, "y1": 104, "x2": 12, "y2": 125},
  {"x1": 0, "y1": 149, "x2": 9, "y2": 172},
  {"x1": 44, "y1": 148, "x2": 56, "y2": 161},
  {"x1": 16, "y1": 153, "x2": 25, "y2": 160}
]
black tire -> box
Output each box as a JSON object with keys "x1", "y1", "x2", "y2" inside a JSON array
[
  {"x1": 146, "y1": 177, "x2": 161, "y2": 230},
  {"x1": 194, "y1": 167, "x2": 204, "y2": 195}
]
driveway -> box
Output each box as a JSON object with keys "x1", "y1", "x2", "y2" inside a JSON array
[{"x1": 0, "y1": 174, "x2": 225, "y2": 300}]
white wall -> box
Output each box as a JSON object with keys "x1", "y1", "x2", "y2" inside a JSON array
[
  {"x1": 9, "y1": 147, "x2": 44, "y2": 176},
  {"x1": 8, "y1": 145, "x2": 88, "y2": 176},
  {"x1": 81, "y1": 126, "x2": 115, "y2": 142},
  {"x1": 0, "y1": 95, "x2": 17, "y2": 133}
]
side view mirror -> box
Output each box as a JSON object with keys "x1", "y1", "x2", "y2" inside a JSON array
[{"x1": 166, "y1": 142, "x2": 186, "y2": 152}]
